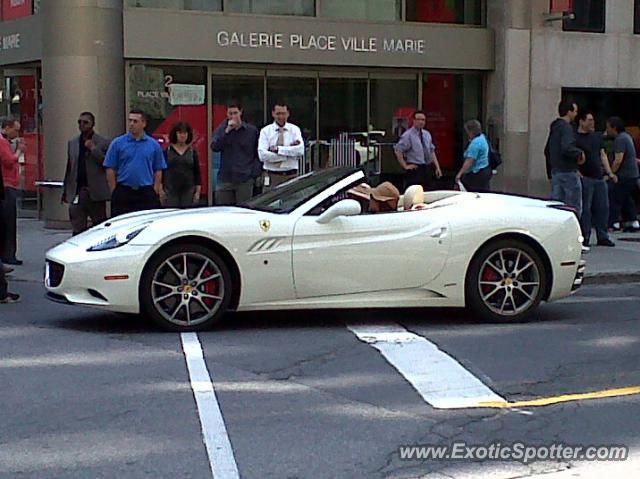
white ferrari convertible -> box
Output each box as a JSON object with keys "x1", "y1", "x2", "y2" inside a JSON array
[{"x1": 45, "y1": 167, "x2": 585, "y2": 331}]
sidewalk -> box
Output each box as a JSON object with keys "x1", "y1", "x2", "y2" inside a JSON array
[{"x1": 8, "y1": 219, "x2": 640, "y2": 285}]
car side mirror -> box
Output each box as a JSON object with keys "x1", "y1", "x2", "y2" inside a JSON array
[{"x1": 316, "y1": 199, "x2": 362, "y2": 224}]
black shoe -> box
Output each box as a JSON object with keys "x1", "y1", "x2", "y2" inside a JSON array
[
  {"x1": 2, "y1": 259, "x2": 22, "y2": 265},
  {"x1": 0, "y1": 292, "x2": 20, "y2": 304},
  {"x1": 622, "y1": 226, "x2": 640, "y2": 233},
  {"x1": 597, "y1": 239, "x2": 615, "y2": 247}
]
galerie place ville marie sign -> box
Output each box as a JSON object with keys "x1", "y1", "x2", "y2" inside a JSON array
[{"x1": 216, "y1": 30, "x2": 426, "y2": 54}]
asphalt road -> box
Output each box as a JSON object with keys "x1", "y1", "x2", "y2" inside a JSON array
[{"x1": 1, "y1": 281, "x2": 639, "y2": 479}]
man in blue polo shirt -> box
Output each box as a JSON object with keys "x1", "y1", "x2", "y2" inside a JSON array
[{"x1": 104, "y1": 109, "x2": 167, "y2": 217}]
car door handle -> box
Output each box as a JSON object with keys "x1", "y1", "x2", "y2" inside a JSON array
[{"x1": 429, "y1": 227, "x2": 447, "y2": 238}]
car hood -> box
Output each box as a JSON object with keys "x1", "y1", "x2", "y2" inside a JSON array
[{"x1": 64, "y1": 207, "x2": 259, "y2": 248}]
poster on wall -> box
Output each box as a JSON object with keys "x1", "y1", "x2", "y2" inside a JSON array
[{"x1": 2, "y1": 0, "x2": 33, "y2": 21}]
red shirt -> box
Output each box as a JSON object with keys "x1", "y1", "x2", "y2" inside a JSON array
[{"x1": 0, "y1": 136, "x2": 19, "y2": 190}]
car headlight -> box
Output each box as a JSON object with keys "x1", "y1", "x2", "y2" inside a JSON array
[{"x1": 87, "y1": 224, "x2": 149, "y2": 252}]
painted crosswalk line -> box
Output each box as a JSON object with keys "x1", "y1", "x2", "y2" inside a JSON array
[
  {"x1": 347, "y1": 323, "x2": 506, "y2": 409},
  {"x1": 181, "y1": 333, "x2": 240, "y2": 479}
]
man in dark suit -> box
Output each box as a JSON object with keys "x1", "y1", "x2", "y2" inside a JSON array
[
  {"x1": 62, "y1": 112, "x2": 111, "y2": 235},
  {"x1": 0, "y1": 155, "x2": 19, "y2": 304}
]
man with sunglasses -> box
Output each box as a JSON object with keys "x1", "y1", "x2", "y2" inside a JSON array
[{"x1": 62, "y1": 112, "x2": 111, "y2": 235}]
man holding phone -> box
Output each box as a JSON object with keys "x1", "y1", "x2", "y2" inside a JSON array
[
  {"x1": 62, "y1": 112, "x2": 111, "y2": 235},
  {"x1": 0, "y1": 118, "x2": 27, "y2": 265},
  {"x1": 211, "y1": 102, "x2": 261, "y2": 205}
]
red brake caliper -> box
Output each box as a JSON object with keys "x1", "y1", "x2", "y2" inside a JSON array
[
  {"x1": 481, "y1": 265, "x2": 500, "y2": 295},
  {"x1": 202, "y1": 269, "x2": 219, "y2": 307}
]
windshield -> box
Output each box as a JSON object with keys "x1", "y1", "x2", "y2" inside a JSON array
[{"x1": 241, "y1": 167, "x2": 358, "y2": 213}]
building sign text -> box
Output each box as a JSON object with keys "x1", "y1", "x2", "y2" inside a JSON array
[{"x1": 216, "y1": 31, "x2": 425, "y2": 54}]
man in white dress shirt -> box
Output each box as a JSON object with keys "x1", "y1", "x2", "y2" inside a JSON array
[{"x1": 258, "y1": 103, "x2": 305, "y2": 190}]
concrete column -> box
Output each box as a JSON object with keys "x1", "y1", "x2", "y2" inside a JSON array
[{"x1": 41, "y1": 0, "x2": 124, "y2": 228}]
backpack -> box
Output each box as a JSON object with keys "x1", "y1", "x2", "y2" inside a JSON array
[{"x1": 488, "y1": 143, "x2": 502, "y2": 169}]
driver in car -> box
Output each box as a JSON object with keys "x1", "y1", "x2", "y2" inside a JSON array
[
  {"x1": 368, "y1": 182, "x2": 400, "y2": 213},
  {"x1": 346, "y1": 183, "x2": 372, "y2": 213}
]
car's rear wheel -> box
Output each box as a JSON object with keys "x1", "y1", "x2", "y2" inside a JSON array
[
  {"x1": 140, "y1": 244, "x2": 232, "y2": 331},
  {"x1": 465, "y1": 239, "x2": 547, "y2": 322}
]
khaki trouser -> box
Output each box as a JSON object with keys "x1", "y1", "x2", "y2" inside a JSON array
[
  {"x1": 263, "y1": 170, "x2": 297, "y2": 192},
  {"x1": 216, "y1": 180, "x2": 254, "y2": 205}
]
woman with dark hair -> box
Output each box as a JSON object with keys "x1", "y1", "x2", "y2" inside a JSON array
[{"x1": 163, "y1": 122, "x2": 202, "y2": 208}]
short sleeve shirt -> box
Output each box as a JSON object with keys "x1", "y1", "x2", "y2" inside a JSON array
[
  {"x1": 394, "y1": 128, "x2": 436, "y2": 166},
  {"x1": 614, "y1": 132, "x2": 640, "y2": 179},
  {"x1": 576, "y1": 131, "x2": 604, "y2": 179},
  {"x1": 103, "y1": 133, "x2": 167, "y2": 187},
  {"x1": 463, "y1": 134, "x2": 490, "y2": 173}
]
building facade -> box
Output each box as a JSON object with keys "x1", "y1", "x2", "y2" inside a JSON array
[{"x1": 0, "y1": 0, "x2": 638, "y2": 226}]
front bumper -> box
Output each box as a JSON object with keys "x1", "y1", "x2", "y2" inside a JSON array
[{"x1": 45, "y1": 241, "x2": 148, "y2": 314}]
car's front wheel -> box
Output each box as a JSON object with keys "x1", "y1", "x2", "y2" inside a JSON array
[
  {"x1": 466, "y1": 239, "x2": 548, "y2": 323},
  {"x1": 140, "y1": 244, "x2": 232, "y2": 331}
]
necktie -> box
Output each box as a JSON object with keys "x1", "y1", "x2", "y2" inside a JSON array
[
  {"x1": 277, "y1": 126, "x2": 285, "y2": 147},
  {"x1": 420, "y1": 130, "x2": 429, "y2": 163}
]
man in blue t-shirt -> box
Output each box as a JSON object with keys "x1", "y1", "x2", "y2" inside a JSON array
[
  {"x1": 104, "y1": 109, "x2": 167, "y2": 217},
  {"x1": 455, "y1": 119, "x2": 491, "y2": 192}
]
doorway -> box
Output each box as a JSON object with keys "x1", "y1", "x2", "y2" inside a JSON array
[{"x1": 0, "y1": 67, "x2": 42, "y2": 217}]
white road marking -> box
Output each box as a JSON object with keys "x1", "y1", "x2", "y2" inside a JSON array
[
  {"x1": 181, "y1": 333, "x2": 240, "y2": 479},
  {"x1": 347, "y1": 323, "x2": 506, "y2": 409}
]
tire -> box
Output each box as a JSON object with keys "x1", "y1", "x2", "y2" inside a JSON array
[
  {"x1": 140, "y1": 244, "x2": 233, "y2": 332},
  {"x1": 465, "y1": 239, "x2": 548, "y2": 323}
]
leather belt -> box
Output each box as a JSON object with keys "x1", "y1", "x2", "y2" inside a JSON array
[{"x1": 267, "y1": 169, "x2": 297, "y2": 176}]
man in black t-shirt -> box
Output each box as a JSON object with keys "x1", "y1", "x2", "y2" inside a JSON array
[{"x1": 575, "y1": 112, "x2": 616, "y2": 246}]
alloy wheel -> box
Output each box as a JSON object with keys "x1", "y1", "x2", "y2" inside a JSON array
[
  {"x1": 151, "y1": 252, "x2": 225, "y2": 327},
  {"x1": 477, "y1": 248, "x2": 541, "y2": 316}
]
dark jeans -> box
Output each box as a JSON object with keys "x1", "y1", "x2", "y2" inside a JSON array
[
  {"x1": 405, "y1": 164, "x2": 437, "y2": 191},
  {"x1": 551, "y1": 170, "x2": 583, "y2": 217},
  {"x1": 0, "y1": 259, "x2": 7, "y2": 299},
  {"x1": 69, "y1": 187, "x2": 108, "y2": 235},
  {"x1": 580, "y1": 177, "x2": 610, "y2": 244},
  {"x1": 608, "y1": 177, "x2": 639, "y2": 227},
  {"x1": 0, "y1": 186, "x2": 18, "y2": 262},
  {"x1": 462, "y1": 166, "x2": 492, "y2": 192},
  {"x1": 111, "y1": 185, "x2": 161, "y2": 218}
]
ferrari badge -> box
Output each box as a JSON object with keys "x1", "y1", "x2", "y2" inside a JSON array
[{"x1": 260, "y1": 220, "x2": 271, "y2": 232}]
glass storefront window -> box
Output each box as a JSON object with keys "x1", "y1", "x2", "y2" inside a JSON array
[
  {"x1": 563, "y1": 0, "x2": 605, "y2": 33},
  {"x1": 226, "y1": 0, "x2": 314, "y2": 16},
  {"x1": 319, "y1": 77, "x2": 367, "y2": 140},
  {"x1": 267, "y1": 75, "x2": 316, "y2": 141},
  {"x1": 320, "y1": 0, "x2": 401, "y2": 21},
  {"x1": 126, "y1": 0, "x2": 222, "y2": 11},
  {"x1": 406, "y1": 0, "x2": 482, "y2": 25},
  {"x1": 370, "y1": 77, "x2": 418, "y2": 175},
  {"x1": 128, "y1": 64, "x2": 484, "y2": 204},
  {"x1": 129, "y1": 64, "x2": 209, "y2": 201},
  {"x1": 211, "y1": 74, "x2": 265, "y2": 194},
  {"x1": 0, "y1": 71, "x2": 42, "y2": 215}
]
